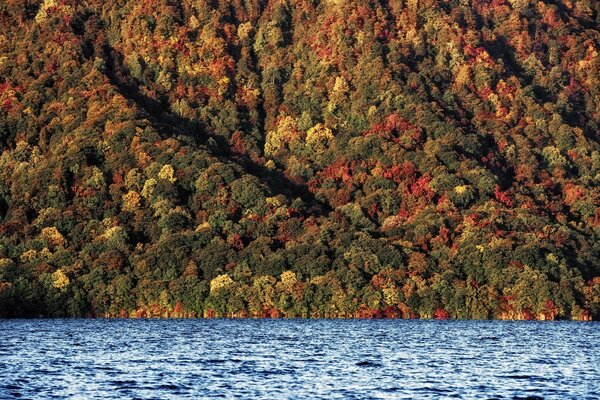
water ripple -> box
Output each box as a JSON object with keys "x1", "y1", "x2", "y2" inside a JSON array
[{"x1": 0, "y1": 319, "x2": 598, "y2": 399}]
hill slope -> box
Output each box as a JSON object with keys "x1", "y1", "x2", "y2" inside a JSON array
[{"x1": 0, "y1": 0, "x2": 599, "y2": 319}]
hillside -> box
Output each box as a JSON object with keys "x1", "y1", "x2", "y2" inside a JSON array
[{"x1": 0, "y1": 0, "x2": 598, "y2": 319}]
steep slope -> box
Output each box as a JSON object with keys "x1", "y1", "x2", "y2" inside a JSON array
[{"x1": 0, "y1": 0, "x2": 598, "y2": 319}]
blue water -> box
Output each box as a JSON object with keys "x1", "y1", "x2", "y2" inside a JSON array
[{"x1": 0, "y1": 320, "x2": 598, "y2": 399}]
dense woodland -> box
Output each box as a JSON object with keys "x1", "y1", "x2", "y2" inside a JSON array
[{"x1": 0, "y1": 0, "x2": 598, "y2": 320}]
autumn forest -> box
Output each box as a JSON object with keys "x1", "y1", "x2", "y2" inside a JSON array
[{"x1": 0, "y1": 0, "x2": 598, "y2": 320}]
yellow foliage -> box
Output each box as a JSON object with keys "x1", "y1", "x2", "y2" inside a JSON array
[
  {"x1": 305, "y1": 123, "x2": 334, "y2": 154},
  {"x1": 151, "y1": 198, "x2": 173, "y2": 217},
  {"x1": 41, "y1": 227, "x2": 66, "y2": 247},
  {"x1": 265, "y1": 116, "x2": 298, "y2": 157},
  {"x1": 542, "y1": 146, "x2": 567, "y2": 168},
  {"x1": 85, "y1": 167, "x2": 105, "y2": 189},
  {"x1": 217, "y1": 76, "x2": 230, "y2": 95},
  {"x1": 310, "y1": 275, "x2": 327, "y2": 285},
  {"x1": 20, "y1": 250, "x2": 38, "y2": 263},
  {"x1": 506, "y1": 0, "x2": 531, "y2": 10},
  {"x1": 265, "y1": 159, "x2": 276, "y2": 170},
  {"x1": 103, "y1": 226, "x2": 125, "y2": 242},
  {"x1": 382, "y1": 286, "x2": 399, "y2": 306},
  {"x1": 159, "y1": 290, "x2": 169, "y2": 308},
  {"x1": 264, "y1": 133, "x2": 280, "y2": 157},
  {"x1": 35, "y1": 0, "x2": 57, "y2": 22},
  {"x1": 238, "y1": 22, "x2": 253, "y2": 41},
  {"x1": 158, "y1": 164, "x2": 176, "y2": 183},
  {"x1": 218, "y1": 76, "x2": 230, "y2": 86},
  {"x1": 52, "y1": 269, "x2": 70, "y2": 290},
  {"x1": 196, "y1": 221, "x2": 211, "y2": 231},
  {"x1": 280, "y1": 270, "x2": 298, "y2": 288},
  {"x1": 189, "y1": 15, "x2": 200, "y2": 30},
  {"x1": 381, "y1": 215, "x2": 403, "y2": 231},
  {"x1": 210, "y1": 274, "x2": 234, "y2": 294},
  {"x1": 122, "y1": 191, "x2": 141, "y2": 211},
  {"x1": 103, "y1": 226, "x2": 122, "y2": 239},
  {"x1": 156, "y1": 70, "x2": 173, "y2": 90},
  {"x1": 40, "y1": 248, "x2": 52, "y2": 259},
  {"x1": 125, "y1": 168, "x2": 142, "y2": 189},
  {"x1": 266, "y1": 196, "x2": 282, "y2": 208},
  {"x1": 454, "y1": 185, "x2": 468, "y2": 194},
  {"x1": 183, "y1": 63, "x2": 208, "y2": 78},
  {"x1": 333, "y1": 76, "x2": 349, "y2": 94},
  {"x1": 141, "y1": 178, "x2": 157, "y2": 199},
  {"x1": 455, "y1": 64, "x2": 471, "y2": 87}
]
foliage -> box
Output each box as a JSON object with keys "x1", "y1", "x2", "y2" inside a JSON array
[{"x1": 0, "y1": 0, "x2": 598, "y2": 319}]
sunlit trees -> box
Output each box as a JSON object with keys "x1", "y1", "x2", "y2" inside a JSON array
[{"x1": 0, "y1": 0, "x2": 597, "y2": 319}]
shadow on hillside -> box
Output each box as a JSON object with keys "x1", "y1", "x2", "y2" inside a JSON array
[{"x1": 101, "y1": 45, "x2": 331, "y2": 217}]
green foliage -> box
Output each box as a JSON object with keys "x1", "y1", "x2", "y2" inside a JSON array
[{"x1": 0, "y1": 0, "x2": 597, "y2": 319}]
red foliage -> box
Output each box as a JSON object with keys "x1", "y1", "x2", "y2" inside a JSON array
[
  {"x1": 521, "y1": 309, "x2": 534, "y2": 321},
  {"x1": 494, "y1": 185, "x2": 513, "y2": 207},
  {"x1": 434, "y1": 308, "x2": 450, "y2": 319},
  {"x1": 540, "y1": 300, "x2": 558, "y2": 320},
  {"x1": 261, "y1": 306, "x2": 280, "y2": 318},
  {"x1": 490, "y1": 0, "x2": 509, "y2": 7},
  {"x1": 383, "y1": 306, "x2": 401, "y2": 319},
  {"x1": 355, "y1": 306, "x2": 383, "y2": 319},
  {"x1": 320, "y1": 159, "x2": 353, "y2": 183},
  {"x1": 566, "y1": 76, "x2": 582, "y2": 95},
  {"x1": 383, "y1": 162, "x2": 417, "y2": 184},
  {"x1": 463, "y1": 44, "x2": 485, "y2": 58},
  {"x1": 436, "y1": 226, "x2": 450, "y2": 244},
  {"x1": 508, "y1": 261, "x2": 525, "y2": 270},
  {"x1": 376, "y1": 27, "x2": 392, "y2": 43},
  {"x1": 367, "y1": 202, "x2": 379, "y2": 219},
  {"x1": 173, "y1": 301, "x2": 183, "y2": 314},
  {"x1": 468, "y1": 278, "x2": 479, "y2": 289},
  {"x1": 364, "y1": 113, "x2": 421, "y2": 143},
  {"x1": 275, "y1": 221, "x2": 296, "y2": 244},
  {"x1": 478, "y1": 86, "x2": 493, "y2": 99},
  {"x1": 112, "y1": 171, "x2": 124, "y2": 186},
  {"x1": 563, "y1": 183, "x2": 585, "y2": 205},
  {"x1": 482, "y1": 151, "x2": 501, "y2": 168},
  {"x1": 410, "y1": 176, "x2": 434, "y2": 200},
  {"x1": 593, "y1": 209, "x2": 600, "y2": 227},
  {"x1": 72, "y1": 186, "x2": 95, "y2": 198},
  {"x1": 227, "y1": 204, "x2": 239, "y2": 216},
  {"x1": 396, "y1": 207, "x2": 412, "y2": 220},
  {"x1": 578, "y1": 309, "x2": 592, "y2": 321},
  {"x1": 328, "y1": 188, "x2": 351, "y2": 207},
  {"x1": 227, "y1": 233, "x2": 244, "y2": 250},
  {"x1": 229, "y1": 131, "x2": 246, "y2": 155},
  {"x1": 307, "y1": 178, "x2": 319, "y2": 193},
  {"x1": 542, "y1": 7, "x2": 560, "y2": 28},
  {"x1": 385, "y1": 113, "x2": 416, "y2": 132}
]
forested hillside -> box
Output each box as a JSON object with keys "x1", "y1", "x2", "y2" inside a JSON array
[{"x1": 0, "y1": 0, "x2": 598, "y2": 319}]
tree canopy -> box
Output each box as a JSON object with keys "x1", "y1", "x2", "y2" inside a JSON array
[{"x1": 0, "y1": 0, "x2": 598, "y2": 320}]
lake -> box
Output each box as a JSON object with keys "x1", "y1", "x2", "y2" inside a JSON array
[{"x1": 0, "y1": 319, "x2": 598, "y2": 399}]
